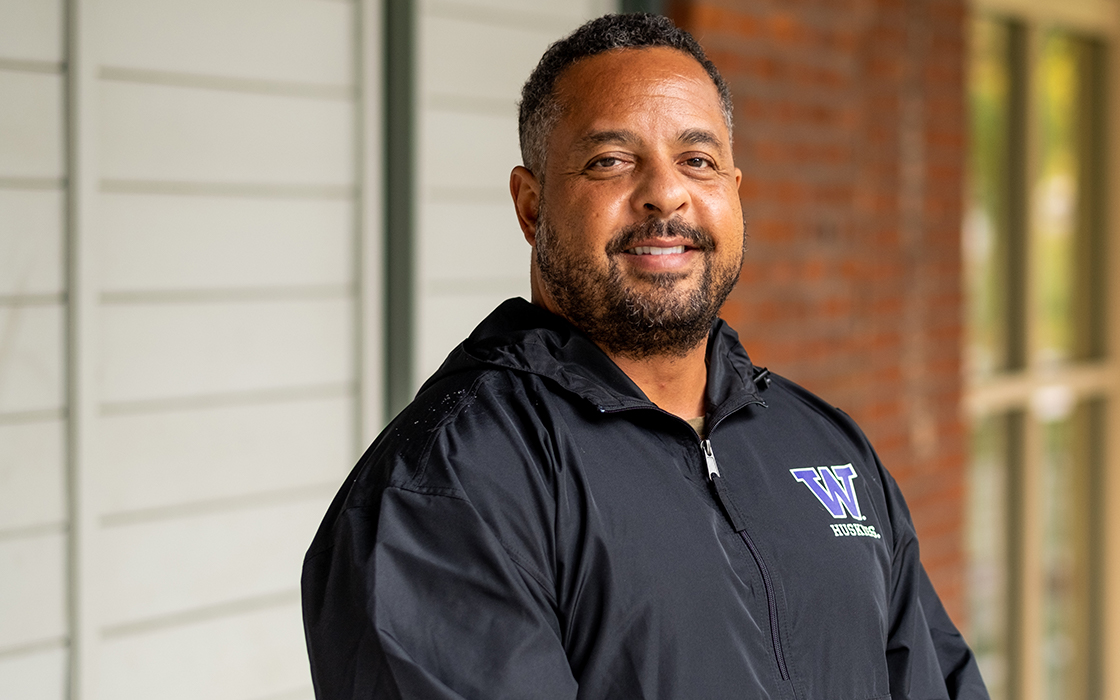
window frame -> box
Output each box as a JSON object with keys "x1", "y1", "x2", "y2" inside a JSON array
[{"x1": 965, "y1": 1, "x2": 1119, "y2": 699}]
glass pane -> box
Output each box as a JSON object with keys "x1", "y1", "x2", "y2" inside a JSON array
[
  {"x1": 1040, "y1": 403, "x2": 1095, "y2": 700},
  {"x1": 1032, "y1": 32, "x2": 1090, "y2": 367},
  {"x1": 964, "y1": 18, "x2": 1012, "y2": 380},
  {"x1": 967, "y1": 414, "x2": 1011, "y2": 700}
]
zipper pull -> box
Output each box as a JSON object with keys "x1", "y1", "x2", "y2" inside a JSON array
[
  {"x1": 702, "y1": 439, "x2": 720, "y2": 480},
  {"x1": 702, "y1": 439, "x2": 748, "y2": 532}
]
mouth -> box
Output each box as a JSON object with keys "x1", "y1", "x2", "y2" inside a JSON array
[
  {"x1": 607, "y1": 217, "x2": 715, "y2": 259},
  {"x1": 627, "y1": 245, "x2": 689, "y2": 256},
  {"x1": 617, "y1": 240, "x2": 701, "y2": 276}
]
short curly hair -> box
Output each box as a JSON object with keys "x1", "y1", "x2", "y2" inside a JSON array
[{"x1": 517, "y1": 13, "x2": 733, "y2": 179}]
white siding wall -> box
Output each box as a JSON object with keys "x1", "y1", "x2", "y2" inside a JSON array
[
  {"x1": 413, "y1": 0, "x2": 616, "y2": 385},
  {"x1": 0, "y1": 0, "x2": 70, "y2": 697},
  {"x1": 86, "y1": 2, "x2": 365, "y2": 699},
  {"x1": 1, "y1": 0, "x2": 378, "y2": 698}
]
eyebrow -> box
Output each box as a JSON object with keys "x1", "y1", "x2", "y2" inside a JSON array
[
  {"x1": 573, "y1": 128, "x2": 724, "y2": 152},
  {"x1": 574, "y1": 129, "x2": 640, "y2": 151},
  {"x1": 678, "y1": 129, "x2": 723, "y2": 149}
]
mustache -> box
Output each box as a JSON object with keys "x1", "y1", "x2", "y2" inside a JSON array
[{"x1": 604, "y1": 217, "x2": 716, "y2": 256}]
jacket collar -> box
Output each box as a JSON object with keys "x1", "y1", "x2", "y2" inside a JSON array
[{"x1": 422, "y1": 298, "x2": 764, "y2": 419}]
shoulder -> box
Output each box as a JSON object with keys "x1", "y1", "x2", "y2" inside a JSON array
[
  {"x1": 346, "y1": 365, "x2": 577, "y2": 508},
  {"x1": 743, "y1": 371, "x2": 879, "y2": 461},
  {"x1": 306, "y1": 365, "x2": 573, "y2": 584}
]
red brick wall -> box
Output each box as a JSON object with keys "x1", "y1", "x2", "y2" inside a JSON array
[{"x1": 671, "y1": 0, "x2": 970, "y2": 624}]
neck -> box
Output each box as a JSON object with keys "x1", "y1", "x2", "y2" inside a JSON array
[
  {"x1": 608, "y1": 343, "x2": 708, "y2": 420},
  {"x1": 528, "y1": 276, "x2": 710, "y2": 420}
]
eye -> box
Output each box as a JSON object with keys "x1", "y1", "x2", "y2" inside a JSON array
[
  {"x1": 588, "y1": 156, "x2": 622, "y2": 169},
  {"x1": 581, "y1": 154, "x2": 632, "y2": 178},
  {"x1": 683, "y1": 156, "x2": 714, "y2": 169}
]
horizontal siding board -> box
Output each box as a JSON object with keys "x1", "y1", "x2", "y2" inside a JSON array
[
  {"x1": 0, "y1": 647, "x2": 67, "y2": 700},
  {"x1": 262, "y1": 688, "x2": 314, "y2": 700},
  {"x1": 98, "y1": 81, "x2": 356, "y2": 186},
  {"x1": 0, "y1": 72, "x2": 63, "y2": 179},
  {"x1": 100, "y1": 500, "x2": 323, "y2": 627},
  {"x1": 420, "y1": 16, "x2": 556, "y2": 103},
  {"x1": 0, "y1": 0, "x2": 63, "y2": 64},
  {"x1": 0, "y1": 533, "x2": 67, "y2": 649},
  {"x1": 416, "y1": 288, "x2": 527, "y2": 384},
  {"x1": 99, "y1": 396, "x2": 353, "y2": 514},
  {"x1": 99, "y1": 299, "x2": 354, "y2": 404},
  {"x1": 0, "y1": 305, "x2": 63, "y2": 414},
  {"x1": 418, "y1": 110, "x2": 518, "y2": 192},
  {"x1": 97, "y1": 0, "x2": 354, "y2": 87},
  {"x1": 0, "y1": 190, "x2": 64, "y2": 296},
  {"x1": 100, "y1": 602, "x2": 310, "y2": 700},
  {"x1": 100, "y1": 193, "x2": 354, "y2": 292},
  {"x1": 0, "y1": 421, "x2": 65, "y2": 531},
  {"x1": 417, "y1": 200, "x2": 527, "y2": 283},
  {"x1": 429, "y1": 0, "x2": 608, "y2": 24}
]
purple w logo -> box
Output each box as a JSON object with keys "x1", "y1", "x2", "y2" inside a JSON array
[{"x1": 790, "y1": 465, "x2": 864, "y2": 520}]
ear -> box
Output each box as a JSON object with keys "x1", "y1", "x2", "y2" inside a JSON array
[{"x1": 510, "y1": 166, "x2": 541, "y2": 245}]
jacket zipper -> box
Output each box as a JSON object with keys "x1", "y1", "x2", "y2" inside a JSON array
[{"x1": 702, "y1": 439, "x2": 790, "y2": 682}]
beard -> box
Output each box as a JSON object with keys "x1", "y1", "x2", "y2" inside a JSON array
[{"x1": 534, "y1": 206, "x2": 744, "y2": 360}]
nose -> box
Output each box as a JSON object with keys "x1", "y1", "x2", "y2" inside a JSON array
[{"x1": 633, "y1": 158, "x2": 689, "y2": 217}]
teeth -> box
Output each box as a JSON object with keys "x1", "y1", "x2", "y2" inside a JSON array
[{"x1": 630, "y1": 245, "x2": 686, "y2": 256}]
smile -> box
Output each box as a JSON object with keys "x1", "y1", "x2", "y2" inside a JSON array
[{"x1": 628, "y1": 245, "x2": 688, "y2": 256}]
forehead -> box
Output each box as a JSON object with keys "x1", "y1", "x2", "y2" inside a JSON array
[{"x1": 550, "y1": 46, "x2": 727, "y2": 140}]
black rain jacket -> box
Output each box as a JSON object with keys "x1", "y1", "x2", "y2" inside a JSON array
[{"x1": 302, "y1": 298, "x2": 989, "y2": 700}]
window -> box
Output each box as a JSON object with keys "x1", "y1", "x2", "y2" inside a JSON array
[{"x1": 964, "y1": 9, "x2": 1111, "y2": 700}]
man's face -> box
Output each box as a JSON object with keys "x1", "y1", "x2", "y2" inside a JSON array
[{"x1": 516, "y1": 47, "x2": 745, "y2": 359}]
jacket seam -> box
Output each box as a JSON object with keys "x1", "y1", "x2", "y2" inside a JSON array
[
  {"x1": 408, "y1": 372, "x2": 492, "y2": 490},
  {"x1": 385, "y1": 483, "x2": 469, "y2": 502}
]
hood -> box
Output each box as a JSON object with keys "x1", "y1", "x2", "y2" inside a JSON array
[{"x1": 419, "y1": 297, "x2": 764, "y2": 417}]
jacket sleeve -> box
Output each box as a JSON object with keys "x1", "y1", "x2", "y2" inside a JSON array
[
  {"x1": 884, "y1": 473, "x2": 990, "y2": 700},
  {"x1": 302, "y1": 484, "x2": 578, "y2": 700}
]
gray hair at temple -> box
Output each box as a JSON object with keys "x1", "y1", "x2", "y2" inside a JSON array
[{"x1": 517, "y1": 13, "x2": 734, "y2": 181}]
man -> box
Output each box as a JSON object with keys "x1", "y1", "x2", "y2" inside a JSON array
[{"x1": 302, "y1": 13, "x2": 989, "y2": 700}]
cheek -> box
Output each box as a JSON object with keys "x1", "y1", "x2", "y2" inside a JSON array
[
  {"x1": 560, "y1": 201, "x2": 622, "y2": 250},
  {"x1": 695, "y1": 190, "x2": 741, "y2": 227},
  {"x1": 570, "y1": 180, "x2": 633, "y2": 219},
  {"x1": 575, "y1": 201, "x2": 616, "y2": 232}
]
